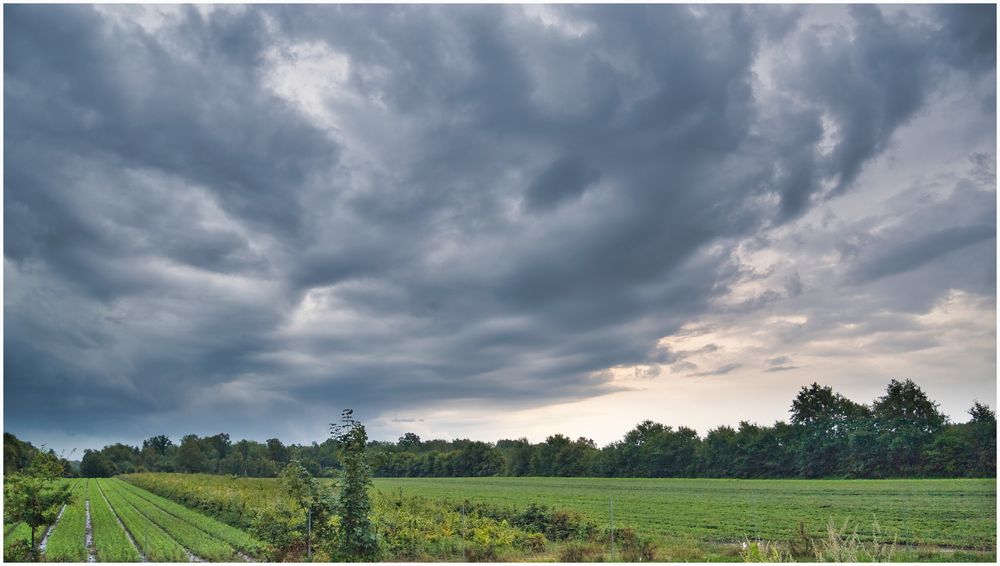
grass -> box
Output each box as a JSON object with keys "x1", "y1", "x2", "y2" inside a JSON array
[
  {"x1": 98, "y1": 479, "x2": 188, "y2": 562},
  {"x1": 88, "y1": 479, "x2": 141, "y2": 562},
  {"x1": 371, "y1": 477, "x2": 996, "y2": 553},
  {"x1": 42, "y1": 479, "x2": 88, "y2": 561}
]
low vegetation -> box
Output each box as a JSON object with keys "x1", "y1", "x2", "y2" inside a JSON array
[
  {"x1": 38, "y1": 480, "x2": 87, "y2": 561},
  {"x1": 99, "y1": 479, "x2": 189, "y2": 562},
  {"x1": 87, "y1": 478, "x2": 142, "y2": 562},
  {"x1": 373, "y1": 476, "x2": 997, "y2": 554},
  {"x1": 115, "y1": 478, "x2": 265, "y2": 556}
]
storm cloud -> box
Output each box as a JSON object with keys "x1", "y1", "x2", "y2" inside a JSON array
[{"x1": 4, "y1": 4, "x2": 995, "y2": 450}]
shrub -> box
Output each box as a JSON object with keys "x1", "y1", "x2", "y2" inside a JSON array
[
  {"x1": 813, "y1": 517, "x2": 897, "y2": 562},
  {"x1": 515, "y1": 532, "x2": 546, "y2": 553},
  {"x1": 602, "y1": 527, "x2": 657, "y2": 562},
  {"x1": 249, "y1": 503, "x2": 298, "y2": 551},
  {"x1": 558, "y1": 541, "x2": 605, "y2": 562},
  {"x1": 3, "y1": 539, "x2": 33, "y2": 562}
]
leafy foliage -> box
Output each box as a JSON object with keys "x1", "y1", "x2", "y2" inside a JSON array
[
  {"x1": 329, "y1": 409, "x2": 379, "y2": 561},
  {"x1": 280, "y1": 459, "x2": 336, "y2": 558},
  {"x1": 35, "y1": 379, "x2": 995, "y2": 481},
  {"x1": 3, "y1": 452, "x2": 73, "y2": 560}
]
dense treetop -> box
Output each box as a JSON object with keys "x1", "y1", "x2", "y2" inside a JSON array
[{"x1": 6, "y1": 379, "x2": 995, "y2": 480}]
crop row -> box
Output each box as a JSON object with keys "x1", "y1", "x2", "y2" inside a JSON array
[
  {"x1": 99, "y1": 479, "x2": 191, "y2": 561},
  {"x1": 120, "y1": 473, "x2": 561, "y2": 561},
  {"x1": 42, "y1": 479, "x2": 88, "y2": 561},
  {"x1": 106, "y1": 479, "x2": 241, "y2": 561},
  {"x1": 88, "y1": 478, "x2": 142, "y2": 562},
  {"x1": 115, "y1": 478, "x2": 264, "y2": 556},
  {"x1": 7, "y1": 478, "x2": 263, "y2": 563}
]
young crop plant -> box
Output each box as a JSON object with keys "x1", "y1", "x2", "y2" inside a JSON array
[
  {"x1": 87, "y1": 479, "x2": 141, "y2": 562},
  {"x1": 42, "y1": 482, "x2": 88, "y2": 562},
  {"x1": 99, "y1": 479, "x2": 188, "y2": 562},
  {"x1": 110, "y1": 480, "x2": 239, "y2": 562},
  {"x1": 121, "y1": 472, "x2": 288, "y2": 532},
  {"x1": 115, "y1": 479, "x2": 265, "y2": 556}
]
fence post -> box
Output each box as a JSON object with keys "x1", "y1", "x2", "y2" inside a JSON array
[{"x1": 307, "y1": 506, "x2": 312, "y2": 559}]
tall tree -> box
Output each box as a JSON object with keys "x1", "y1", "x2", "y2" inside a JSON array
[
  {"x1": 966, "y1": 402, "x2": 996, "y2": 476},
  {"x1": 80, "y1": 450, "x2": 117, "y2": 478},
  {"x1": 790, "y1": 383, "x2": 869, "y2": 477},
  {"x1": 142, "y1": 435, "x2": 174, "y2": 455},
  {"x1": 177, "y1": 434, "x2": 210, "y2": 473},
  {"x1": 872, "y1": 379, "x2": 947, "y2": 475},
  {"x1": 331, "y1": 410, "x2": 379, "y2": 561}
]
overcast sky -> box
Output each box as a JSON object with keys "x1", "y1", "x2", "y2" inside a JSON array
[{"x1": 4, "y1": 4, "x2": 996, "y2": 456}]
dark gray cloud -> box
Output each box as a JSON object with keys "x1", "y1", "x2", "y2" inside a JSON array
[
  {"x1": 850, "y1": 223, "x2": 995, "y2": 285},
  {"x1": 934, "y1": 4, "x2": 996, "y2": 72},
  {"x1": 4, "y1": 4, "x2": 994, "y2": 449},
  {"x1": 524, "y1": 155, "x2": 601, "y2": 212}
]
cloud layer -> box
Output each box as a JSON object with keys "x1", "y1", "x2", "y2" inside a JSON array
[{"x1": 4, "y1": 4, "x2": 995, "y2": 450}]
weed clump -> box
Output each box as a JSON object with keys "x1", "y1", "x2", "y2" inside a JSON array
[
  {"x1": 813, "y1": 516, "x2": 897, "y2": 562},
  {"x1": 740, "y1": 539, "x2": 790, "y2": 562},
  {"x1": 558, "y1": 541, "x2": 605, "y2": 562}
]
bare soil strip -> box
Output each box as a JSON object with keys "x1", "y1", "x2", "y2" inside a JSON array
[
  {"x1": 38, "y1": 502, "x2": 68, "y2": 553},
  {"x1": 97, "y1": 480, "x2": 147, "y2": 562},
  {"x1": 85, "y1": 498, "x2": 97, "y2": 563}
]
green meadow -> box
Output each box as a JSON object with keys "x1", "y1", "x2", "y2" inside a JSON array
[{"x1": 374, "y1": 477, "x2": 997, "y2": 555}]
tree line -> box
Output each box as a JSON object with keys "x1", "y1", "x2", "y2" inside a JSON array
[{"x1": 6, "y1": 379, "x2": 994, "y2": 480}]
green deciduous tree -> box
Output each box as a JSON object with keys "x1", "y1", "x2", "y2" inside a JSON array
[
  {"x1": 330, "y1": 409, "x2": 379, "y2": 561},
  {"x1": 872, "y1": 379, "x2": 947, "y2": 475},
  {"x1": 791, "y1": 383, "x2": 871, "y2": 477},
  {"x1": 177, "y1": 434, "x2": 210, "y2": 473},
  {"x1": 3, "y1": 452, "x2": 74, "y2": 560},
  {"x1": 80, "y1": 449, "x2": 117, "y2": 478}
]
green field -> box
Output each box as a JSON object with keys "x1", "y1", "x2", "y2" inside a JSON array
[
  {"x1": 11, "y1": 474, "x2": 993, "y2": 562},
  {"x1": 3, "y1": 478, "x2": 265, "y2": 562},
  {"x1": 373, "y1": 477, "x2": 997, "y2": 552}
]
